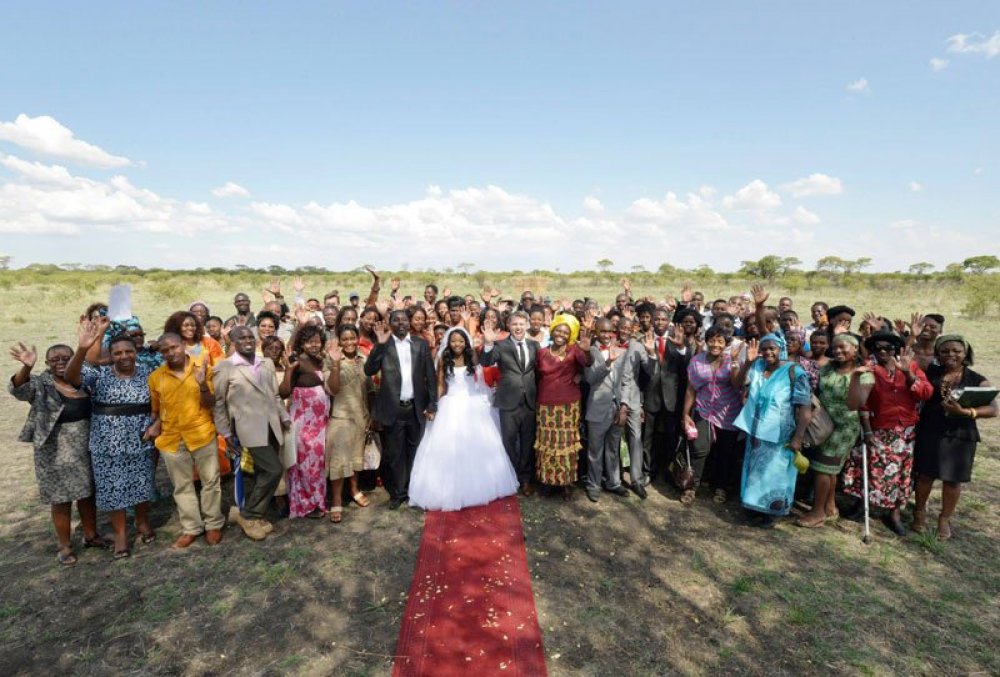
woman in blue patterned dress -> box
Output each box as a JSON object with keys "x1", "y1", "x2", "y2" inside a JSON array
[{"x1": 67, "y1": 319, "x2": 157, "y2": 559}]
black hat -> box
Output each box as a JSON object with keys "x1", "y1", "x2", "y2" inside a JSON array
[
  {"x1": 864, "y1": 330, "x2": 904, "y2": 354},
  {"x1": 827, "y1": 305, "x2": 855, "y2": 320}
]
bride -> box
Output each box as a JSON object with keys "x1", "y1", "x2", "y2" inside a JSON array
[{"x1": 409, "y1": 327, "x2": 519, "y2": 511}]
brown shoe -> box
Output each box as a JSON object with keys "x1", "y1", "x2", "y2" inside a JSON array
[
  {"x1": 204, "y1": 529, "x2": 223, "y2": 545},
  {"x1": 234, "y1": 513, "x2": 266, "y2": 541},
  {"x1": 172, "y1": 533, "x2": 199, "y2": 549},
  {"x1": 254, "y1": 519, "x2": 274, "y2": 534},
  {"x1": 520, "y1": 482, "x2": 536, "y2": 497},
  {"x1": 680, "y1": 489, "x2": 696, "y2": 506}
]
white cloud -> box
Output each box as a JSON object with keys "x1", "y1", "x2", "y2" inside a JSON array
[
  {"x1": 930, "y1": 58, "x2": 950, "y2": 72},
  {"x1": 890, "y1": 219, "x2": 917, "y2": 230},
  {"x1": 973, "y1": 167, "x2": 984, "y2": 176},
  {"x1": 780, "y1": 173, "x2": 843, "y2": 197},
  {"x1": 908, "y1": 181, "x2": 924, "y2": 192},
  {"x1": 0, "y1": 153, "x2": 77, "y2": 187},
  {"x1": 626, "y1": 192, "x2": 729, "y2": 232},
  {"x1": 697, "y1": 185, "x2": 716, "y2": 199},
  {"x1": 722, "y1": 179, "x2": 782, "y2": 211},
  {"x1": 946, "y1": 31, "x2": 1000, "y2": 58},
  {"x1": 582, "y1": 195, "x2": 604, "y2": 212},
  {"x1": 792, "y1": 206, "x2": 820, "y2": 225},
  {"x1": 846, "y1": 77, "x2": 870, "y2": 93},
  {"x1": 211, "y1": 181, "x2": 251, "y2": 198},
  {"x1": 0, "y1": 114, "x2": 131, "y2": 168}
]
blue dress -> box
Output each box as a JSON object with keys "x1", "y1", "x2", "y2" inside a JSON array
[
  {"x1": 81, "y1": 364, "x2": 156, "y2": 511},
  {"x1": 734, "y1": 361, "x2": 812, "y2": 516}
]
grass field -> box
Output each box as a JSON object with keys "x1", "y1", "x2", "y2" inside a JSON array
[{"x1": 0, "y1": 273, "x2": 997, "y2": 676}]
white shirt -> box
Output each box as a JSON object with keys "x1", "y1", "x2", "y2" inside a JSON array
[
  {"x1": 394, "y1": 335, "x2": 414, "y2": 401},
  {"x1": 514, "y1": 339, "x2": 531, "y2": 369}
]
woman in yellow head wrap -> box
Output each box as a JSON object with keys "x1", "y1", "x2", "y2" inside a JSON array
[{"x1": 534, "y1": 313, "x2": 593, "y2": 499}]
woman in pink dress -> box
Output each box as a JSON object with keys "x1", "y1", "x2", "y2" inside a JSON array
[{"x1": 279, "y1": 325, "x2": 330, "y2": 518}]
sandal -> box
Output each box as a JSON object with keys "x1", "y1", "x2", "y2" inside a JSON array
[
  {"x1": 113, "y1": 549, "x2": 131, "y2": 560},
  {"x1": 57, "y1": 549, "x2": 78, "y2": 567},
  {"x1": 795, "y1": 513, "x2": 827, "y2": 528},
  {"x1": 307, "y1": 509, "x2": 327, "y2": 519},
  {"x1": 352, "y1": 492, "x2": 370, "y2": 508},
  {"x1": 713, "y1": 489, "x2": 727, "y2": 504},
  {"x1": 84, "y1": 535, "x2": 114, "y2": 550},
  {"x1": 329, "y1": 507, "x2": 343, "y2": 524},
  {"x1": 937, "y1": 517, "x2": 953, "y2": 540},
  {"x1": 139, "y1": 530, "x2": 157, "y2": 545}
]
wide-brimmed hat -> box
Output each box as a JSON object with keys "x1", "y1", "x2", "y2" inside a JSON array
[{"x1": 864, "y1": 330, "x2": 904, "y2": 354}]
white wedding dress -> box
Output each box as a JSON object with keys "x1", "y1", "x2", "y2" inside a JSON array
[{"x1": 409, "y1": 366, "x2": 519, "y2": 511}]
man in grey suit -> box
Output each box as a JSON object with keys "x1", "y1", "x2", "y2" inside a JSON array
[
  {"x1": 213, "y1": 326, "x2": 290, "y2": 541},
  {"x1": 616, "y1": 317, "x2": 650, "y2": 498},
  {"x1": 582, "y1": 319, "x2": 631, "y2": 502},
  {"x1": 641, "y1": 307, "x2": 690, "y2": 485},
  {"x1": 481, "y1": 311, "x2": 538, "y2": 495},
  {"x1": 364, "y1": 310, "x2": 437, "y2": 509}
]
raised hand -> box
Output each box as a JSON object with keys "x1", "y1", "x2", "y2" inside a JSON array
[
  {"x1": 621, "y1": 277, "x2": 632, "y2": 295},
  {"x1": 607, "y1": 346, "x2": 623, "y2": 363},
  {"x1": 265, "y1": 278, "x2": 281, "y2": 295},
  {"x1": 441, "y1": 287, "x2": 452, "y2": 298},
  {"x1": 642, "y1": 330, "x2": 656, "y2": 355},
  {"x1": 326, "y1": 337, "x2": 343, "y2": 362},
  {"x1": 750, "y1": 282, "x2": 768, "y2": 306},
  {"x1": 390, "y1": 277, "x2": 401, "y2": 293},
  {"x1": 292, "y1": 276, "x2": 305, "y2": 293},
  {"x1": 373, "y1": 320, "x2": 391, "y2": 344},
  {"x1": 730, "y1": 343, "x2": 743, "y2": 363},
  {"x1": 909, "y1": 313, "x2": 925, "y2": 337},
  {"x1": 364, "y1": 265, "x2": 380, "y2": 280},
  {"x1": 862, "y1": 311, "x2": 879, "y2": 329},
  {"x1": 680, "y1": 282, "x2": 693, "y2": 304},
  {"x1": 193, "y1": 359, "x2": 209, "y2": 385},
  {"x1": 582, "y1": 308, "x2": 596, "y2": 331},
  {"x1": 602, "y1": 304, "x2": 613, "y2": 315},
  {"x1": 482, "y1": 319, "x2": 498, "y2": 345},
  {"x1": 833, "y1": 317, "x2": 851, "y2": 335},
  {"x1": 293, "y1": 307, "x2": 310, "y2": 326},
  {"x1": 663, "y1": 296, "x2": 677, "y2": 312},
  {"x1": 577, "y1": 329, "x2": 592, "y2": 352},
  {"x1": 668, "y1": 323, "x2": 686, "y2": 346},
  {"x1": 745, "y1": 338, "x2": 759, "y2": 363},
  {"x1": 9, "y1": 342, "x2": 37, "y2": 368},
  {"x1": 897, "y1": 346, "x2": 915, "y2": 374},
  {"x1": 77, "y1": 319, "x2": 103, "y2": 350},
  {"x1": 893, "y1": 318, "x2": 908, "y2": 336}
]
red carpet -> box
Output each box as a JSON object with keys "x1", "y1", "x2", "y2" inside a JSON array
[{"x1": 393, "y1": 497, "x2": 547, "y2": 677}]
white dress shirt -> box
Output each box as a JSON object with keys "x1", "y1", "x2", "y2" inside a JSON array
[{"x1": 394, "y1": 335, "x2": 414, "y2": 401}]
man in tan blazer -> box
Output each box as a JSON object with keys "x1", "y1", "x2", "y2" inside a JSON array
[{"x1": 213, "y1": 326, "x2": 289, "y2": 540}]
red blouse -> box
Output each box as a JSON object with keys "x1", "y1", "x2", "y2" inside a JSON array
[
  {"x1": 536, "y1": 344, "x2": 589, "y2": 406},
  {"x1": 862, "y1": 363, "x2": 933, "y2": 429}
]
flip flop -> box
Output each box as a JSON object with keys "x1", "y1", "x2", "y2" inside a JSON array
[
  {"x1": 113, "y1": 549, "x2": 131, "y2": 560},
  {"x1": 84, "y1": 535, "x2": 114, "y2": 550},
  {"x1": 329, "y1": 507, "x2": 343, "y2": 523},
  {"x1": 139, "y1": 531, "x2": 157, "y2": 545},
  {"x1": 57, "y1": 549, "x2": 78, "y2": 567},
  {"x1": 352, "y1": 492, "x2": 370, "y2": 508}
]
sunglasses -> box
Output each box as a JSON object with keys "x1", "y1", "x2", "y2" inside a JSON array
[{"x1": 872, "y1": 343, "x2": 894, "y2": 352}]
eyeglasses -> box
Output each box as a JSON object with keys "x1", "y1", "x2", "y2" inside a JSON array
[
  {"x1": 872, "y1": 344, "x2": 894, "y2": 353},
  {"x1": 46, "y1": 356, "x2": 71, "y2": 363}
]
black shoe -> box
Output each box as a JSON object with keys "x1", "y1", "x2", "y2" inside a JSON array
[
  {"x1": 632, "y1": 482, "x2": 648, "y2": 500},
  {"x1": 608, "y1": 486, "x2": 630, "y2": 498},
  {"x1": 585, "y1": 488, "x2": 600, "y2": 503},
  {"x1": 884, "y1": 514, "x2": 907, "y2": 536},
  {"x1": 843, "y1": 499, "x2": 865, "y2": 522},
  {"x1": 388, "y1": 498, "x2": 404, "y2": 510}
]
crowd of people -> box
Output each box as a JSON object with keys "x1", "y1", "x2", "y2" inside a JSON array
[{"x1": 8, "y1": 268, "x2": 997, "y2": 565}]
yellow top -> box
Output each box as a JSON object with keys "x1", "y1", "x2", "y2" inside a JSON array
[{"x1": 148, "y1": 354, "x2": 216, "y2": 453}]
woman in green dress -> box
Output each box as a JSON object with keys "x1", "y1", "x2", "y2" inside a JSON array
[{"x1": 797, "y1": 333, "x2": 873, "y2": 528}]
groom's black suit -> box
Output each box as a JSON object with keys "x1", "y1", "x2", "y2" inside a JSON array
[
  {"x1": 365, "y1": 335, "x2": 437, "y2": 502},
  {"x1": 481, "y1": 336, "x2": 538, "y2": 485}
]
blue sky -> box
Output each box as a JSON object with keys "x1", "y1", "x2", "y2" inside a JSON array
[{"x1": 1, "y1": 2, "x2": 998, "y2": 271}]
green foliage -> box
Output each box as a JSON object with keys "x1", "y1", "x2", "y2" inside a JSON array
[
  {"x1": 962, "y1": 275, "x2": 1000, "y2": 317},
  {"x1": 962, "y1": 255, "x2": 1000, "y2": 274},
  {"x1": 908, "y1": 262, "x2": 934, "y2": 276},
  {"x1": 738, "y1": 255, "x2": 800, "y2": 281}
]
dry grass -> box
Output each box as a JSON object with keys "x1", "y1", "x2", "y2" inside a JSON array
[{"x1": 0, "y1": 274, "x2": 997, "y2": 675}]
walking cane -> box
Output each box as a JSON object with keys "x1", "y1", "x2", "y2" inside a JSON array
[{"x1": 860, "y1": 440, "x2": 871, "y2": 544}]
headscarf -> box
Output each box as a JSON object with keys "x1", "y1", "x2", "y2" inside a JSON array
[
  {"x1": 549, "y1": 313, "x2": 580, "y2": 345},
  {"x1": 785, "y1": 328, "x2": 806, "y2": 345},
  {"x1": 831, "y1": 333, "x2": 860, "y2": 348},
  {"x1": 103, "y1": 315, "x2": 143, "y2": 348},
  {"x1": 935, "y1": 334, "x2": 974, "y2": 366},
  {"x1": 758, "y1": 332, "x2": 787, "y2": 361}
]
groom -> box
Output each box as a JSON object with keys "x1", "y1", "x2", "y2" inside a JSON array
[
  {"x1": 364, "y1": 310, "x2": 437, "y2": 509},
  {"x1": 481, "y1": 310, "x2": 538, "y2": 496}
]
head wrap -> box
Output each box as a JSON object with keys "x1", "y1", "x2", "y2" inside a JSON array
[
  {"x1": 832, "y1": 333, "x2": 860, "y2": 348},
  {"x1": 758, "y1": 332, "x2": 788, "y2": 360},
  {"x1": 785, "y1": 328, "x2": 806, "y2": 345},
  {"x1": 103, "y1": 316, "x2": 143, "y2": 349},
  {"x1": 935, "y1": 334, "x2": 974, "y2": 366},
  {"x1": 550, "y1": 313, "x2": 581, "y2": 345}
]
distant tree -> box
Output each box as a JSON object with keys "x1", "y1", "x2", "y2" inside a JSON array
[
  {"x1": 739, "y1": 255, "x2": 799, "y2": 280},
  {"x1": 816, "y1": 256, "x2": 846, "y2": 274},
  {"x1": 596, "y1": 258, "x2": 614, "y2": 273},
  {"x1": 61, "y1": 263, "x2": 82, "y2": 271},
  {"x1": 657, "y1": 262, "x2": 678, "y2": 276},
  {"x1": 962, "y1": 255, "x2": 1000, "y2": 274},
  {"x1": 457, "y1": 262, "x2": 475, "y2": 274},
  {"x1": 908, "y1": 262, "x2": 934, "y2": 275},
  {"x1": 631, "y1": 264, "x2": 647, "y2": 273},
  {"x1": 267, "y1": 265, "x2": 288, "y2": 275},
  {"x1": 0, "y1": 254, "x2": 10, "y2": 271},
  {"x1": 842, "y1": 257, "x2": 872, "y2": 275}
]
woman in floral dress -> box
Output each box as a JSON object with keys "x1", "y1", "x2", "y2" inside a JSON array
[{"x1": 279, "y1": 325, "x2": 330, "y2": 518}]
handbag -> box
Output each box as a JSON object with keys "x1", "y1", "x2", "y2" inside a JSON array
[
  {"x1": 672, "y1": 437, "x2": 695, "y2": 491},
  {"x1": 789, "y1": 365, "x2": 834, "y2": 448},
  {"x1": 363, "y1": 429, "x2": 382, "y2": 471},
  {"x1": 281, "y1": 423, "x2": 298, "y2": 469}
]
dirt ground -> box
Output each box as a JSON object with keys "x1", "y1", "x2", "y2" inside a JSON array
[{"x1": 1, "y1": 278, "x2": 998, "y2": 675}]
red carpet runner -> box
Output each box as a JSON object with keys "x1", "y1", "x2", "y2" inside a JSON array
[{"x1": 393, "y1": 497, "x2": 547, "y2": 676}]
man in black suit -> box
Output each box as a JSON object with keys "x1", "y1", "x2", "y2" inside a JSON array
[
  {"x1": 364, "y1": 310, "x2": 438, "y2": 509},
  {"x1": 641, "y1": 307, "x2": 690, "y2": 485},
  {"x1": 481, "y1": 310, "x2": 538, "y2": 495}
]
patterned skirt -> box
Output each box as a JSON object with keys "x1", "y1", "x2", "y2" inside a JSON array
[
  {"x1": 841, "y1": 425, "x2": 915, "y2": 509},
  {"x1": 535, "y1": 402, "x2": 581, "y2": 486}
]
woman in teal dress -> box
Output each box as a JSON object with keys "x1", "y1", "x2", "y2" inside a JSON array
[
  {"x1": 733, "y1": 334, "x2": 813, "y2": 528},
  {"x1": 797, "y1": 333, "x2": 873, "y2": 527}
]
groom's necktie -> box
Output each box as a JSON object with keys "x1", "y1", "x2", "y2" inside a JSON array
[{"x1": 517, "y1": 341, "x2": 526, "y2": 370}]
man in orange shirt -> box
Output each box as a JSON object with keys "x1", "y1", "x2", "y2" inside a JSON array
[{"x1": 148, "y1": 332, "x2": 225, "y2": 548}]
